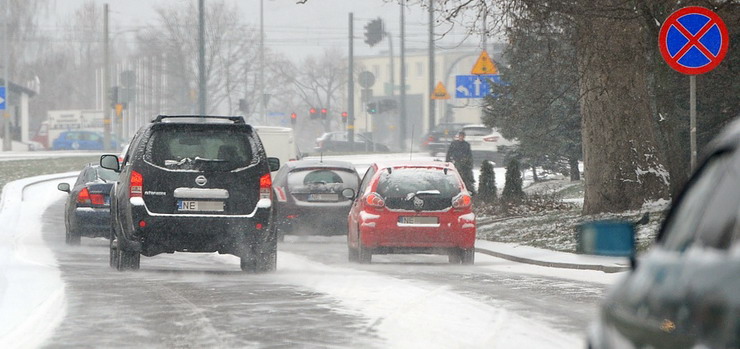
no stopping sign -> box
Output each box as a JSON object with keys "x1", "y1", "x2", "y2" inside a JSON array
[{"x1": 659, "y1": 6, "x2": 729, "y2": 75}]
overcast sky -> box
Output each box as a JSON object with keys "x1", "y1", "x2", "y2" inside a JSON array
[{"x1": 49, "y1": 0, "x2": 492, "y2": 61}]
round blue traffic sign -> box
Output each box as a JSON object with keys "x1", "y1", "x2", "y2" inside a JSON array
[{"x1": 659, "y1": 6, "x2": 729, "y2": 75}]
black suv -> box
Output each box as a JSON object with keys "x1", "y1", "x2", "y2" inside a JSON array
[
  {"x1": 588, "y1": 118, "x2": 740, "y2": 348},
  {"x1": 100, "y1": 115, "x2": 280, "y2": 272}
]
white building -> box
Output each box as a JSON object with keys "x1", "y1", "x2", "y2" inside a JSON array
[{"x1": 349, "y1": 43, "x2": 506, "y2": 149}]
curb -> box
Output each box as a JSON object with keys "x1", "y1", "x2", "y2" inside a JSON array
[{"x1": 474, "y1": 247, "x2": 630, "y2": 273}]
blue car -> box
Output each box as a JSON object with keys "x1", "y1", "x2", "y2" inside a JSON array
[
  {"x1": 52, "y1": 130, "x2": 116, "y2": 150},
  {"x1": 57, "y1": 164, "x2": 119, "y2": 245}
]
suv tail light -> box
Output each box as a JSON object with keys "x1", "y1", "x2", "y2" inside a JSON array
[
  {"x1": 365, "y1": 192, "x2": 385, "y2": 208},
  {"x1": 260, "y1": 173, "x2": 272, "y2": 200},
  {"x1": 130, "y1": 170, "x2": 143, "y2": 198},
  {"x1": 483, "y1": 136, "x2": 499, "y2": 142},
  {"x1": 452, "y1": 193, "x2": 472, "y2": 209},
  {"x1": 76, "y1": 187, "x2": 91, "y2": 205}
]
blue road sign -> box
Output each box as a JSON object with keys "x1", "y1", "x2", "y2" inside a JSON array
[
  {"x1": 0, "y1": 86, "x2": 5, "y2": 110},
  {"x1": 455, "y1": 74, "x2": 503, "y2": 99}
]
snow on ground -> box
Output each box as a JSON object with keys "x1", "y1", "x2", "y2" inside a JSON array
[
  {"x1": 0, "y1": 174, "x2": 74, "y2": 348},
  {"x1": 0, "y1": 172, "x2": 599, "y2": 348},
  {"x1": 211, "y1": 252, "x2": 582, "y2": 348}
]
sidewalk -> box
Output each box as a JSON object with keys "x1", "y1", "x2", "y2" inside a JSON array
[{"x1": 474, "y1": 239, "x2": 630, "y2": 273}]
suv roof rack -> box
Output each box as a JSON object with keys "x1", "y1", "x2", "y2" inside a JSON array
[{"x1": 152, "y1": 115, "x2": 246, "y2": 124}]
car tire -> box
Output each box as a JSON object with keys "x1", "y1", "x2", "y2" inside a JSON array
[
  {"x1": 448, "y1": 251, "x2": 462, "y2": 264},
  {"x1": 348, "y1": 246, "x2": 359, "y2": 262},
  {"x1": 66, "y1": 229, "x2": 81, "y2": 245},
  {"x1": 460, "y1": 249, "x2": 475, "y2": 265},
  {"x1": 255, "y1": 241, "x2": 277, "y2": 273},
  {"x1": 117, "y1": 248, "x2": 141, "y2": 271},
  {"x1": 358, "y1": 242, "x2": 372, "y2": 264},
  {"x1": 109, "y1": 240, "x2": 118, "y2": 269}
]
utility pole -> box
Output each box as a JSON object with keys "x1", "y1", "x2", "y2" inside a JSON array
[
  {"x1": 348, "y1": 12, "x2": 355, "y2": 145},
  {"x1": 399, "y1": 0, "x2": 407, "y2": 150},
  {"x1": 198, "y1": 0, "x2": 206, "y2": 116},
  {"x1": 2, "y1": 0, "x2": 10, "y2": 151},
  {"x1": 102, "y1": 4, "x2": 111, "y2": 150},
  {"x1": 428, "y1": 0, "x2": 435, "y2": 134},
  {"x1": 260, "y1": 0, "x2": 265, "y2": 124}
]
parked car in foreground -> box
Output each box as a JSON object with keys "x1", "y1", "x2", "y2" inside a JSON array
[
  {"x1": 52, "y1": 130, "x2": 117, "y2": 150},
  {"x1": 314, "y1": 131, "x2": 390, "y2": 153},
  {"x1": 57, "y1": 164, "x2": 119, "y2": 245},
  {"x1": 588, "y1": 118, "x2": 740, "y2": 349},
  {"x1": 347, "y1": 161, "x2": 476, "y2": 264},
  {"x1": 420, "y1": 122, "x2": 466, "y2": 156},
  {"x1": 272, "y1": 160, "x2": 360, "y2": 240},
  {"x1": 100, "y1": 115, "x2": 280, "y2": 272}
]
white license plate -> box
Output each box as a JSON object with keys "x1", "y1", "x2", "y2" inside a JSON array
[
  {"x1": 177, "y1": 200, "x2": 224, "y2": 212},
  {"x1": 398, "y1": 216, "x2": 439, "y2": 225},
  {"x1": 308, "y1": 193, "x2": 338, "y2": 201}
]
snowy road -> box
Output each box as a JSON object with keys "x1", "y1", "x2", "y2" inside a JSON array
[
  {"x1": 20, "y1": 188, "x2": 615, "y2": 347},
  {"x1": 0, "y1": 156, "x2": 618, "y2": 348}
]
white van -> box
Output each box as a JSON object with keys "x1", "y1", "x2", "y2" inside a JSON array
[{"x1": 253, "y1": 126, "x2": 302, "y2": 172}]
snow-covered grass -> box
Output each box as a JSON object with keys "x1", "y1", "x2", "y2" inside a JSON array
[{"x1": 0, "y1": 155, "x2": 100, "y2": 197}]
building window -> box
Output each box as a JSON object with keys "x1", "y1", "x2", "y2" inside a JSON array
[{"x1": 416, "y1": 62, "x2": 423, "y2": 77}]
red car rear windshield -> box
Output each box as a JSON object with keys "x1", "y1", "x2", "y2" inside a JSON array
[{"x1": 376, "y1": 168, "x2": 461, "y2": 199}]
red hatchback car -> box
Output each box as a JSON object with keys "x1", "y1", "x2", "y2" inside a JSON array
[{"x1": 346, "y1": 161, "x2": 476, "y2": 264}]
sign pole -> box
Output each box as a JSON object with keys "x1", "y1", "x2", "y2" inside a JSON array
[
  {"x1": 2, "y1": 0, "x2": 10, "y2": 151},
  {"x1": 690, "y1": 75, "x2": 696, "y2": 171}
]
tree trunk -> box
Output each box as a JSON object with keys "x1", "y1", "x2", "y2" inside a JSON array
[
  {"x1": 569, "y1": 156, "x2": 580, "y2": 181},
  {"x1": 576, "y1": 5, "x2": 670, "y2": 214}
]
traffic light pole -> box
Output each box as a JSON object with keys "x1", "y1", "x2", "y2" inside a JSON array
[
  {"x1": 102, "y1": 4, "x2": 111, "y2": 150},
  {"x1": 399, "y1": 0, "x2": 407, "y2": 151},
  {"x1": 198, "y1": 0, "x2": 206, "y2": 116},
  {"x1": 428, "y1": 0, "x2": 435, "y2": 134},
  {"x1": 348, "y1": 12, "x2": 355, "y2": 146}
]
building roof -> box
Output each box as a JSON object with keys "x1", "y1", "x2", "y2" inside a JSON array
[{"x1": 0, "y1": 79, "x2": 37, "y2": 97}]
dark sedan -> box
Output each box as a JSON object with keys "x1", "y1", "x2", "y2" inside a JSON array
[
  {"x1": 57, "y1": 164, "x2": 118, "y2": 245},
  {"x1": 272, "y1": 160, "x2": 360, "y2": 240}
]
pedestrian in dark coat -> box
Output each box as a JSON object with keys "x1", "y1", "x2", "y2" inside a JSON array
[{"x1": 446, "y1": 131, "x2": 476, "y2": 194}]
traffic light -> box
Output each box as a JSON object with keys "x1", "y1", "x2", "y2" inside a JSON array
[
  {"x1": 108, "y1": 86, "x2": 119, "y2": 109},
  {"x1": 378, "y1": 99, "x2": 398, "y2": 113},
  {"x1": 341, "y1": 111, "x2": 348, "y2": 123},
  {"x1": 320, "y1": 108, "x2": 327, "y2": 119},
  {"x1": 309, "y1": 107, "x2": 319, "y2": 119},
  {"x1": 290, "y1": 112, "x2": 297, "y2": 125},
  {"x1": 238, "y1": 99, "x2": 249, "y2": 113},
  {"x1": 366, "y1": 102, "x2": 378, "y2": 114},
  {"x1": 364, "y1": 18, "x2": 384, "y2": 47}
]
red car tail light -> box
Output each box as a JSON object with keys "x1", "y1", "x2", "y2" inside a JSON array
[
  {"x1": 90, "y1": 193, "x2": 106, "y2": 206},
  {"x1": 260, "y1": 173, "x2": 272, "y2": 200},
  {"x1": 76, "y1": 187, "x2": 91, "y2": 205},
  {"x1": 483, "y1": 136, "x2": 499, "y2": 142},
  {"x1": 365, "y1": 192, "x2": 385, "y2": 208},
  {"x1": 452, "y1": 193, "x2": 472, "y2": 209},
  {"x1": 130, "y1": 170, "x2": 143, "y2": 198}
]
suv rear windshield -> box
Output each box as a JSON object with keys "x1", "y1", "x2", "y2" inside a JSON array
[
  {"x1": 376, "y1": 168, "x2": 461, "y2": 210},
  {"x1": 145, "y1": 126, "x2": 253, "y2": 171}
]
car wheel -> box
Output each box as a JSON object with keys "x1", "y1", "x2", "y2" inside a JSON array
[
  {"x1": 116, "y1": 248, "x2": 140, "y2": 271},
  {"x1": 348, "y1": 246, "x2": 359, "y2": 262},
  {"x1": 109, "y1": 241, "x2": 118, "y2": 269},
  {"x1": 460, "y1": 249, "x2": 475, "y2": 265},
  {"x1": 358, "y1": 241, "x2": 372, "y2": 264},
  {"x1": 429, "y1": 150, "x2": 437, "y2": 157},
  {"x1": 240, "y1": 256, "x2": 256, "y2": 272},
  {"x1": 66, "y1": 229, "x2": 81, "y2": 245},
  {"x1": 255, "y1": 240, "x2": 277, "y2": 273},
  {"x1": 448, "y1": 251, "x2": 462, "y2": 264}
]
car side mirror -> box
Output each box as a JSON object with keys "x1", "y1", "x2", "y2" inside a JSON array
[
  {"x1": 341, "y1": 188, "x2": 356, "y2": 200},
  {"x1": 267, "y1": 157, "x2": 280, "y2": 172},
  {"x1": 100, "y1": 154, "x2": 121, "y2": 172},
  {"x1": 57, "y1": 183, "x2": 70, "y2": 193},
  {"x1": 576, "y1": 220, "x2": 635, "y2": 257}
]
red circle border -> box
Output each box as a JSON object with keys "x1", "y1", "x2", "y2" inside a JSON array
[{"x1": 658, "y1": 6, "x2": 729, "y2": 75}]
